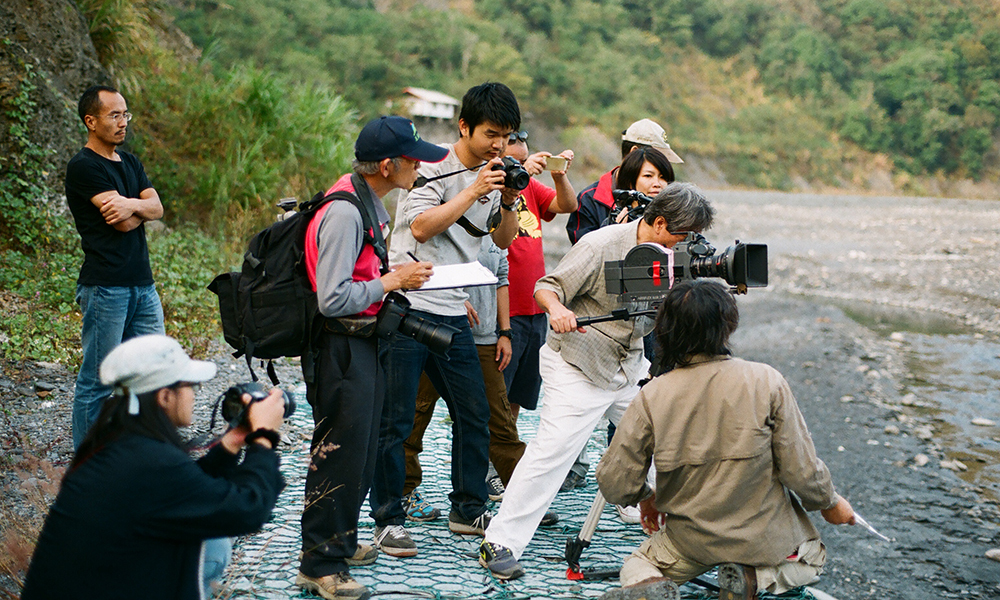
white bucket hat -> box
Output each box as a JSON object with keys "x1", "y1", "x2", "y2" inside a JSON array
[
  {"x1": 622, "y1": 119, "x2": 684, "y2": 163},
  {"x1": 100, "y1": 334, "x2": 217, "y2": 395}
]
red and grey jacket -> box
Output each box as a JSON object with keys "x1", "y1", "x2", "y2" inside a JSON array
[
  {"x1": 565, "y1": 168, "x2": 617, "y2": 245},
  {"x1": 304, "y1": 173, "x2": 384, "y2": 317}
]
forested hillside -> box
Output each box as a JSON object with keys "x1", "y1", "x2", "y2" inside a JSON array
[{"x1": 172, "y1": 0, "x2": 1000, "y2": 190}]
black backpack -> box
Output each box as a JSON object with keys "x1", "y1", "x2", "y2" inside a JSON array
[{"x1": 208, "y1": 174, "x2": 388, "y2": 384}]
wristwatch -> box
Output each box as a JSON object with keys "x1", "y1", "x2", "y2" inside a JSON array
[
  {"x1": 497, "y1": 329, "x2": 513, "y2": 340},
  {"x1": 245, "y1": 428, "x2": 281, "y2": 448},
  {"x1": 499, "y1": 200, "x2": 517, "y2": 212}
]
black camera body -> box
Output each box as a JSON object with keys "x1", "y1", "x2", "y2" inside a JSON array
[
  {"x1": 492, "y1": 157, "x2": 530, "y2": 190},
  {"x1": 375, "y1": 292, "x2": 459, "y2": 357},
  {"x1": 604, "y1": 233, "x2": 768, "y2": 302},
  {"x1": 609, "y1": 189, "x2": 654, "y2": 224},
  {"x1": 220, "y1": 382, "x2": 295, "y2": 428}
]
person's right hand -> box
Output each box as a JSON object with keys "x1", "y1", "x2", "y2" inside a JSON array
[
  {"x1": 821, "y1": 494, "x2": 856, "y2": 525},
  {"x1": 382, "y1": 261, "x2": 433, "y2": 292},
  {"x1": 548, "y1": 303, "x2": 584, "y2": 334},
  {"x1": 471, "y1": 157, "x2": 507, "y2": 198},
  {"x1": 246, "y1": 389, "x2": 286, "y2": 433},
  {"x1": 464, "y1": 300, "x2": 480, "y2": 328}
]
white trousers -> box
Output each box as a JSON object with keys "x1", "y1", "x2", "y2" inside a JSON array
[{"x1": 484, "y1": 344, "x2": 644, "y2": 559}]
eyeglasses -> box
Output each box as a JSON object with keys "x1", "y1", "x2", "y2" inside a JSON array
[
  {"x1": 508, "y1": 131, "x2": 528, "y2": 144},
  {"x1": 100, "y1": 111, "x2": 132, "y2": 123}
]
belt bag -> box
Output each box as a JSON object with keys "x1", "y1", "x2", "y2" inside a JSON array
[{"x1": 324, "y1": 315, "x2": 377, "y2": 338}]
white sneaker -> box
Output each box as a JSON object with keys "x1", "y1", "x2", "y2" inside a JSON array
[{"x1": 615, "y1": 504, "x2": 641, "y2": 524}]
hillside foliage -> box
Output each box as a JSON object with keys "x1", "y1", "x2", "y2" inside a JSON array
[{"x1": 172, "y1": 0, "x2": 1000, "y2": 185}]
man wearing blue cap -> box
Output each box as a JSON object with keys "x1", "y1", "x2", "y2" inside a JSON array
[{"x1": 295, "y1": 116, "x2": 445, "y2": 600}]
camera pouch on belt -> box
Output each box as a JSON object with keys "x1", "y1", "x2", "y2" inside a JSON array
[{"x1": 324, "y1": 315, "x2": 377, "y2": 338}]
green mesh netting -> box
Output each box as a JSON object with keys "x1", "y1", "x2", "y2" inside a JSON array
[{"x1": 225, "y1": 387, "x2": 818, "y2": 600}]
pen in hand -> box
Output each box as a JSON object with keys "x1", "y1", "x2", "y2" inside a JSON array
[{"x1": 406, "y1": 251, "x2": 419, "y2": 262}]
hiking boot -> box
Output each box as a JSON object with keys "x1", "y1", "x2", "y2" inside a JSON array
[
  {"x1": 479, "y1": 540, "x2": 524, "y2": 580},
  {"x1": 598, "y1": 577, "x2": 680, "y2": 600},
  {"x1": 487, "y1": 475, "x2": 506, "y2": 501},
  {"x1": 717, "y1": 563, "x2": 758, "y2": 600},
  {"x1": 295, "y1": 571, "x2": 371, "y2": 600},
  {"x1": 540, "y1": 510, "x2": 560, "y2": 526},
  {"x1": 344, "y1": 543, "x2": 378, "y2": 566},
  {"x1": 403, "y1": 489, "x2": 441, "y2": 522},
  {"x1": 559, "y1": 471, "x2": 587, "y2": 493},
  {"x1": 373, "y1": 525, "x2": 417, "y2": 558},
  {"x1": 615, "y1": 504, "x2": 642, "y2": 524},
  {"x1": 448, "y1": 509, "x2": 491, "y2": 535}
]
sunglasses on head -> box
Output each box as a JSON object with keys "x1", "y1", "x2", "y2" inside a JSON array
[{"x1": 508, "y1": 131, "x2": 528, "y2": 144}]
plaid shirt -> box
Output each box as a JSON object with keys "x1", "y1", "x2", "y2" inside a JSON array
[{"x1": 535, "y1": 220, "x2": 652, "y2": 387}]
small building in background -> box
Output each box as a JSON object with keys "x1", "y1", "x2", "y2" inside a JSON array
[{"x1": 401, "y1": 87, "x2": 460, "y2": 121}]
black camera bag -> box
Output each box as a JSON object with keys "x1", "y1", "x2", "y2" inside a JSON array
[{"x1": 208, "y1": 174, "x2": 388, "y2": 384}]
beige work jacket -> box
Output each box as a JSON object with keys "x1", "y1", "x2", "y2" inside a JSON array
[{"x1": 596, "y1": 354, "x2": 838, "y2": 566}]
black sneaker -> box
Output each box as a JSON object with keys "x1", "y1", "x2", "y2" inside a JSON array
[
  {"x1": 479, "y1": 540, "x2": 524, "y2": 580},
  {"x1": 486, "y1": 475, "x2": 505, "y2": 501},
  {"x1": 448, "y1": 510, "x2": 491, "y2": 535},
  {"x1": 540, "y1": 510, "x2": 560, "y2": 527},
  {"x1": 559, "y1": 471, "x2": 587, "y2": 493}
]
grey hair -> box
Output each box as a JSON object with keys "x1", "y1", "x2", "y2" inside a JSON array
[
  {"x1": 642, "y1": 182, "x2": 714, "y2": 233},
  {"x1": 352, "y1": 157, "x2": 401, "y2": 175}
]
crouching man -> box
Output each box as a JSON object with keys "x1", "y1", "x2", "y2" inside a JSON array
[{"x1": 596, "y1": 280, "x2": 855, "y2": 600}]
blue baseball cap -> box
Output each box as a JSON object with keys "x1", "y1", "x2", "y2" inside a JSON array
[{"x1": 354, "y1": 116, "x2": 449, "y2": 163}]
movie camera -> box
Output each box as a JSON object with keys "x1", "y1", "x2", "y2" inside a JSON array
[{"x1": 575, "y1": 233, "x2": 768, "y2": 327}]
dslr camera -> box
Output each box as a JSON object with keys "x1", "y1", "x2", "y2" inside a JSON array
[
  {"x1": 491, "y1": 157, "x2": 530, "y2": 190},
  {"x1": 220, "y1": 382, "x2": 296, "y2": 429},
  {"x1": 609, "y1": 189, "x2": 654, "y2": 224},
  {"x1": 376, "y1": 292, "x2": 459, "y2": 357}
]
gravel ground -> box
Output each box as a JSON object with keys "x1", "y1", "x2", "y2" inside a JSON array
[{"x1": 3, "y1": 189, "x2": 1000, "y2": 598}]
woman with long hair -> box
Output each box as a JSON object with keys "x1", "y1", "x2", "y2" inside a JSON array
[{"x1": 21, "y1": 335, "x2": 286, "y2": 600}]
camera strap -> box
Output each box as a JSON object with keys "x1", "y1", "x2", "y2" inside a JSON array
[
  {"x1": 455, "y1": 208, "x2": 501, "y2": 238},
  {"x1": 349, "y1": 173, "x2": 390, "y2": 275}
]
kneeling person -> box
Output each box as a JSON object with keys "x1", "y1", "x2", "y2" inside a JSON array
[{"x1": 596, "y1": 280, "x2": 855, "y2": 599}]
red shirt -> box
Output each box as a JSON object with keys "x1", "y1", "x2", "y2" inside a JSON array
[{"x1": 508, "y1": 178, "x2": 557, "y2": 316}]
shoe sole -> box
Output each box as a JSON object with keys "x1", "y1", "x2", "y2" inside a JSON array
[
  {"x1": 448, "y1": 522, "x2": 486, "y2": 536},
  {"x1": 405, "y1": 511, "x2": 441, "y2": 523},
  {"x1": 478, "y1": 556, "x2": 524, "y2": 580},
  {"x1": 344, "y1": 554, "x2": 377, "y2": 566},
  {"x1": 295, "y1": 574, "x2": 373, "y2": 600},
  {"x1": 375, "y1": 544, "x2": 418, "y2": 558},
  {"x1": 488, "y1": 493, "x2": 504, "y2": 502}
]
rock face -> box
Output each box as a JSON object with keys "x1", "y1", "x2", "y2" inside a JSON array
[{"x1": 0, "y1": 0, "x2": 110, "y2": 199}]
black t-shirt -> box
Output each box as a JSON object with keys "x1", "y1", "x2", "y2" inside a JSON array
[{"x1": 65, "y1": 147, "x2": 155, "y2": 286}]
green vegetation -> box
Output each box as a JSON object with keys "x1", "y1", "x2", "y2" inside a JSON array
[
  {"x1": 1, "y1": 0, "x2": 356, "y2": 364},
  {"x1": 174, "y1": 0, "x2": 1000, "y2": 184}
]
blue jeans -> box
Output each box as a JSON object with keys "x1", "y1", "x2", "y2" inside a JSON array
[
  {"x1": 371, "y1": 311, "x2": 491, "y2": 525},
  {"x1": 73, "y1": 284, "x2": 164, "y2": 449},
  {"x1": 502, "y1": 314, "x2": 547, "y2": 411},
  {"x1": 202, "y1": 537, "x2": 232, "y2": 597}
]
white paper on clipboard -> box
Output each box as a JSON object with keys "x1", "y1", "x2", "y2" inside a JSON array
[{"x1": 411, "y1": 261, "x2": 499, "y2": 291}]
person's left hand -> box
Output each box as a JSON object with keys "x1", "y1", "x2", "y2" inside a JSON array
[
  {"x1": 465, "y1": 300, "x2": 480, "y2": 328},
  {"x1": 100, "y1": 196, "x2": 136, "y2": 224},
  {"x1": 639, "y1": 495, "x2": 665, "y2": 534},
  {"x1": 496, "y1": 336, "x2": 512, "y2": 371}
]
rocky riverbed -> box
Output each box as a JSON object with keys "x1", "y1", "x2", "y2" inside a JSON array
[{"x1": 2, "y1": 189, "x2": 999, "y2": 598}]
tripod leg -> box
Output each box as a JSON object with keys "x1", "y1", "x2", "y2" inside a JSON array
[{"x1": 565, "y1": 489, "x2": 608, "y2": 576}]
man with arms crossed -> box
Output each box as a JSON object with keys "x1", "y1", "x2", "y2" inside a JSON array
[
  {"x1": 479, "y1": 183, "x2": 715, "y2": 578},
  {"x1": 66, "y1": 85, "x2": 165, "y2": 450},
  {"x1": 296, "y1": 116, "x2": 440, "y2": 600},
  {"x1": 371, "y1": 82, "x2": 522, "y2": 556}
]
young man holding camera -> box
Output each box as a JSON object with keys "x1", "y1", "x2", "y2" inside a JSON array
[
  {"x1": 480, "y1": 183, "x2": 715, "y2": 579},
  {"x1": 297, "y1": 116, "x2": 442, "y2": 600},
  {"x1": 371, "y1": 82, "x2": 522, "y2": 556}
]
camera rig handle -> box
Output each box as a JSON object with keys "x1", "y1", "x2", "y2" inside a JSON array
[{"x1": 573, "y1": 307, "x2": 658, "y2": 328}]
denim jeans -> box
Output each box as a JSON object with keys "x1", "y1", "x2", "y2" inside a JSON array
[
  {"x1": 371, "y1": 311, "x2": 491, "y2": 525},
  {"x1": 202, "y1": 537, "x2": 232, "y2": 598},
  {"x1": 502, "y1": 314, "x2": 547, "y2": 411},
  {"x1": 73, "y1": 284, "x2": 164, "y2": 449}
]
